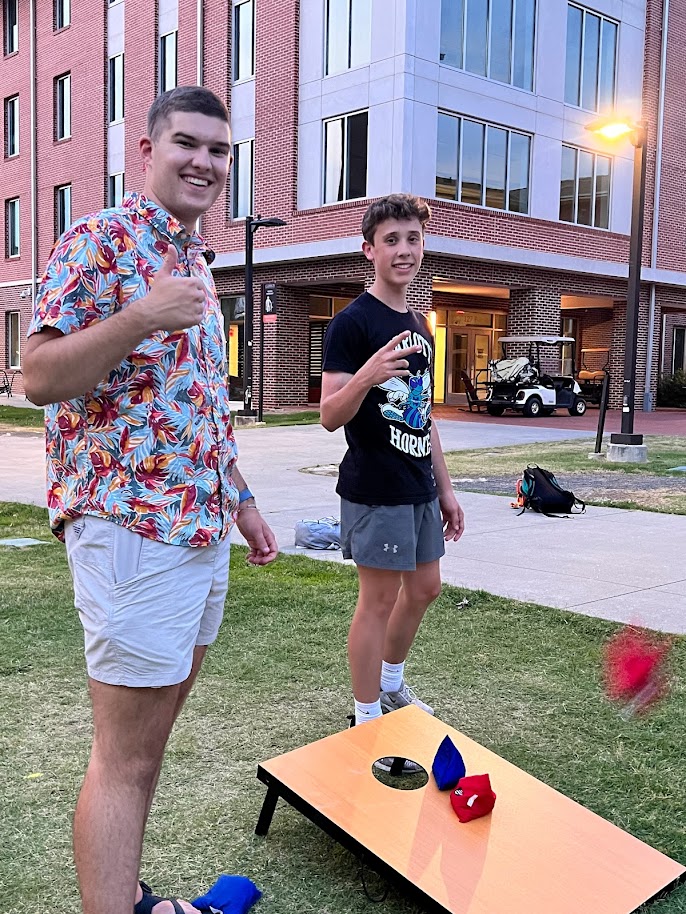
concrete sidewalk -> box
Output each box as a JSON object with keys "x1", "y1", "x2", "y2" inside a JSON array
[{"x1": 1, "y1": 418, "x2": 684, "y2": 633}]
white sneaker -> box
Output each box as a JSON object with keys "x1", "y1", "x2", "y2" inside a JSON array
[{"x1": 380, "y1": 679, "x2": 434, "y2": 715}]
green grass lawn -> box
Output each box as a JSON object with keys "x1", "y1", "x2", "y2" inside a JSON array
[
  {"x1": 0, "y1": 404, "x2": 44, "y2": 428},
  {"x1": 443, "y1": 436, "x2": 686, "y2": 478},
  {"x1": 1, "y1": 503, "x2": 685, "y2": 913},
  {"x1": 0, "y1": 405, "x2": 322, "y2": 431}
]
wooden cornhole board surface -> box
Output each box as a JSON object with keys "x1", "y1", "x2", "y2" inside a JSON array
[{"x1": 257, "y1": 705, "x2": 685, "y2": 913}]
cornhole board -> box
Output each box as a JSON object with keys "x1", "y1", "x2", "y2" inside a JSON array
[{"x1": 256, "y1": 705, "x2": 685, "y2": 913}]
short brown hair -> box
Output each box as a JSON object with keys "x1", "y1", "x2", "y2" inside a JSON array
[
  {"x1": 361, "y1": 194, "x2": 431, "y2": 243},
  {"x1": 147, "y1": 86, "x2": 229, "y2": 140}
]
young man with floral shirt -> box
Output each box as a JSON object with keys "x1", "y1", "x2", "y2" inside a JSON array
[{"x1": 23, "y1": 87, "x2": 276, "y2": 914}]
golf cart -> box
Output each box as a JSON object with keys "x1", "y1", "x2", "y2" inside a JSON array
[{"x1": 484, "y1": 336, "x2": 587, "y2": 418}]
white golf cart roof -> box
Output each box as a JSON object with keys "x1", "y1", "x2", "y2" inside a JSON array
[{"x1": 498, "y1": 335, "x2": 576, "y2": 344}]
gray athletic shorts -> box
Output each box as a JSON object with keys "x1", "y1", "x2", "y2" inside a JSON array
[
  {"x1": 64, "y1": 515, "x2": 230, "y2": 688},
  {"x1": 340, "y1": 498, "x2": 445, "y2": 571}
]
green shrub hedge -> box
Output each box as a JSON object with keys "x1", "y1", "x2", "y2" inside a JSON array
[{"x1": 657, "y1": 370, "x2": 686, "y2": 408}]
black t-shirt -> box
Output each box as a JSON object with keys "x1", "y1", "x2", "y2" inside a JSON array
[{"x1": 322, "y1": 291, "x2": 436, "y2": 505}]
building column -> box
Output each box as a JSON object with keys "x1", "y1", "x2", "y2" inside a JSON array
[
  {"x1": 609, "y1": 290, "x2": 650, "y2": 410},
  {"x1": 257, "y1": 283, "x2": 310, "y2": 410},
  {"x1": 507, "y1": 286, "x2": 562, "y2": 372}
]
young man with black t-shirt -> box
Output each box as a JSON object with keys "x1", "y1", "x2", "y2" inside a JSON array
[{"x1": 321, "y1": 194, "x2": 464, "y2": 746}]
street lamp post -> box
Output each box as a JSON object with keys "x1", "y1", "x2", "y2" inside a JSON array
[
  {"x1": 586, "y1": 117, "x2": 649, "y2": 453},
  {"x1": 236, "y1": 215, "x2": 286, "y2": 420}
]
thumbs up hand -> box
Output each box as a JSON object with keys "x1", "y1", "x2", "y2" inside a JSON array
[{"x1": 140, "y1": 245, "x2": 206, "y2": 332}]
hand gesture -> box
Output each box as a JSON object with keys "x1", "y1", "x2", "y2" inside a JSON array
[
  {"x1": 361, "y1": 331, "x2": 422, "y2": 387},
  {"x1": 143, "y1": 246, "x2": 206, "y2": 332}
]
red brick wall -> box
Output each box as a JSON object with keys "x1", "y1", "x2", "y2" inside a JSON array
[
  {"x1": 654, "y1": 0, "x2": 686, "y2": 272},
  {"x1": 124, "y1": 3, "x2": 157, "y2": 194}
]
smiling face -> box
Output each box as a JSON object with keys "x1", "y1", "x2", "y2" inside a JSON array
[
  {"x1": 139, "y1": 111, "x2": 232, "y2": 231},
  {"x1": 362, "y1": 217, "x2": 425, "y2": 293}
]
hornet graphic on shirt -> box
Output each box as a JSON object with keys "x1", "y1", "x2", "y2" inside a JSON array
[{"x1": 377, "y1": 371, "x2": 432, "y2": 429}]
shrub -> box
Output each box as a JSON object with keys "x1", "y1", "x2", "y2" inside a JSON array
[{"x1": 657, "y1": 370, "x2": 686, "y2": 408}]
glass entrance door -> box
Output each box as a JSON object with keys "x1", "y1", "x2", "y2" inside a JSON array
[{"x1": 447, "y1": 328, "x2": 492, "y2": 406}]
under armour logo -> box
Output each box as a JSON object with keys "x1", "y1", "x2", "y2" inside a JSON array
[{"x1": 383, "y1": 544, "x2": 398, "y2": 553}]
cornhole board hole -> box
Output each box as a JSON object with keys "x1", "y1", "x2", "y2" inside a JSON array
[{"x1": 256, "y1": 705, "x2": 685, "y2": 913}]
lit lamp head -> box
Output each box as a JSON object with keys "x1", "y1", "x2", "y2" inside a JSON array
[{"x1": 585, "y1": 116, "x2": 645, "y2": 147}]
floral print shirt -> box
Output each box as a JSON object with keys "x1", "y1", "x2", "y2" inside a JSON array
[{"x1": 29, "y1": 192, "x2": 238, "y2": 546}]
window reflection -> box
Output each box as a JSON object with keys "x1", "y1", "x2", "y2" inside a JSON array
[
  {"x1": 461, "y1": 119, "x2": 484, "y2": 205},
  {"x1": 436, "y1": 112, "x2": 530, "y2": 215},
  {"x1": 440, "y1": 0, "x2": 534, "y2": 91},
  {"x1": 234, "y1": 0, "x2": 255, "y2": 81},
  {"x1": 326, "y1": 0, "x2": 371, "y2": 75},
  {"x1": 565, "y1": 4, "x2": 617, "y2": 113},
  {"x1": 559, "y1": 145, "x2": 611, "y2": 229}
]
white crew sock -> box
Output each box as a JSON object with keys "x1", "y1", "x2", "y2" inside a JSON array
[
  {"x1": 380, "y1": 660, "x2": 405, "y2": 693},
  {"x1": 354, "y1": 699, "x2": 382, "y2": 725}
]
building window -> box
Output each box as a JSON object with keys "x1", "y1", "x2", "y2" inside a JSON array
[
  {"x1": 108, "y1": 173, "x2": 125, "y2": 207},
  {"x1": 673, "y1": 327, "x2": 686, "y2": 374},
  {"x1": 6, "y1": 197, "x2": 20, "y2": 257},
  {"x1": 436, "y1": 112, "x2": 531, "y2": 214},
  {"x1": 55, "y1": 184, "x2": 72, "y2": 238},
  {"x1": 559, "y1": 145, "x2": 611, "y2": 228},
  {"x1": 7, "y1": 311, "x2": 20, "y2": 368},
  {"x1": 109, "y1": 54, "x2": 124, "y2": 123},
  {"x1": 4, "y1": 0, "x2": 18, "y2": 54},
  {"x1": 159, "y1": 31, "x2": 177, "y2": 93},
  {"x1": 5, "y1": 95, "x2": 19, "y2": 157},
  {"x1": 55, "y1": 0, "x2": 71, "y2": 30},
  {"x1": 565, "y1": 4, "x2": 617, "y2": 111},
  {"x1": 234, "y1": 0, "x2": 255, "y2": 81},
  {"x1": 324, "y1": 111, "x2": 368, "y2": 204},
  {"x1": 55, "y1": 73, "x2": 71, "y2": 140},
  {"x1": 325, "y1": 0, "x2": 371, "y2": 75},
  {"x1": 440, "y1": 0, "x2": 536, "y2": 92},
  {"x1": 232, "y1": 139, "x2": 254, "y2": 219}
]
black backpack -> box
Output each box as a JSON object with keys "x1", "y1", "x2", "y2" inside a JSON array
[{"x1": 514, "y1": 465, "x2": 585, "y2": 517}]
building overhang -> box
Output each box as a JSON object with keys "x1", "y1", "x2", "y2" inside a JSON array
[{"x1": 209, "y1": 234, "x2": 686, "y2": 291}]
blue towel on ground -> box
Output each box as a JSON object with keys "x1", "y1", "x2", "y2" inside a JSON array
[{"x1": 192, "y1": 875, "x2": 262, "y2": 913}]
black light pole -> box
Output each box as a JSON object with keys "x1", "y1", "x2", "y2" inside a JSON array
[
  {"x1": 612, "y1": 122, "x2": 648, "y2": 447},
  {"x1": 236, "y1": 215, "x2": 286, "y2": 419}
]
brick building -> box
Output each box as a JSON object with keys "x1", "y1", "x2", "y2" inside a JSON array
[{"x1": 2, "y1": 0, "x2": 686, "y2": 410}]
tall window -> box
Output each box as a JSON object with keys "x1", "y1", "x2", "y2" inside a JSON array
[
  {"x1": 7, "y1": 311, "x2": 20, "y2": 368},
  {"x1": 4, "y1": 0, "x2": 18, "y2": 54},
  {"x1": 440, "y1": 0, "x2": 536, "y2": 92},
  {"x1": 55, "y1": 184, "x2": 72, "y2": 238},
  {"x1": 559, "y1": 145, "x2": 611, "y2": 228},
  {"x1": 108, "y1": 173, "x2": 125, "y2": 207},
  {"x1": 436, "y1": 112, "x2": 531, "y2": 214},
  {"x1": 160, "y1": 31, "x2": 177, "y2": 93},
  {"x1": 232, "y1": 139, "x2": 254, "y2": 218},
  {"x1": 324, "y1": 111, "x2": 368, "y2": 204},
  {"x1": 5, "y1": 95, "x2": 19, "y2": 157},
  {"x1": 234, "y1": 0, "x2": 255, "y2": 81},
  {"x1": 672, "y1": 327, "x2": 685, "y2": 374},
  {"x1": 6, "y1": 197, "x2": 20, "y2": 257},
  {"x1": 109, "y1": 54, "x2": 124, "y2": 122},
  {"x1": 565, "y1": 4, "x2": 617, "y2": 111},
  {"x1": 55, "y1": 0, "x2": 71, "y2": 29},
  {"x1": 55, "y1": 73, "x2": 71, "y2": 140},
  {"x1": 325, "y1": 0, "x2": 371, "y2": 75}
]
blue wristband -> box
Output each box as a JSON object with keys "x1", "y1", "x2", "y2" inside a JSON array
[{"x1": 238, "y1": 488, "x2": 254, "y2": 503}]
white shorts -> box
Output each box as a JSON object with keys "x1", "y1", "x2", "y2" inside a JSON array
[{"x1": 64, "y1": 515, "x2": 230, "y2": 688}]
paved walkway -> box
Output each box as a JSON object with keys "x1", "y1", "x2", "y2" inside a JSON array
[{"x1": 2, "y1": 416, "x2": 684, "y2": 633}]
